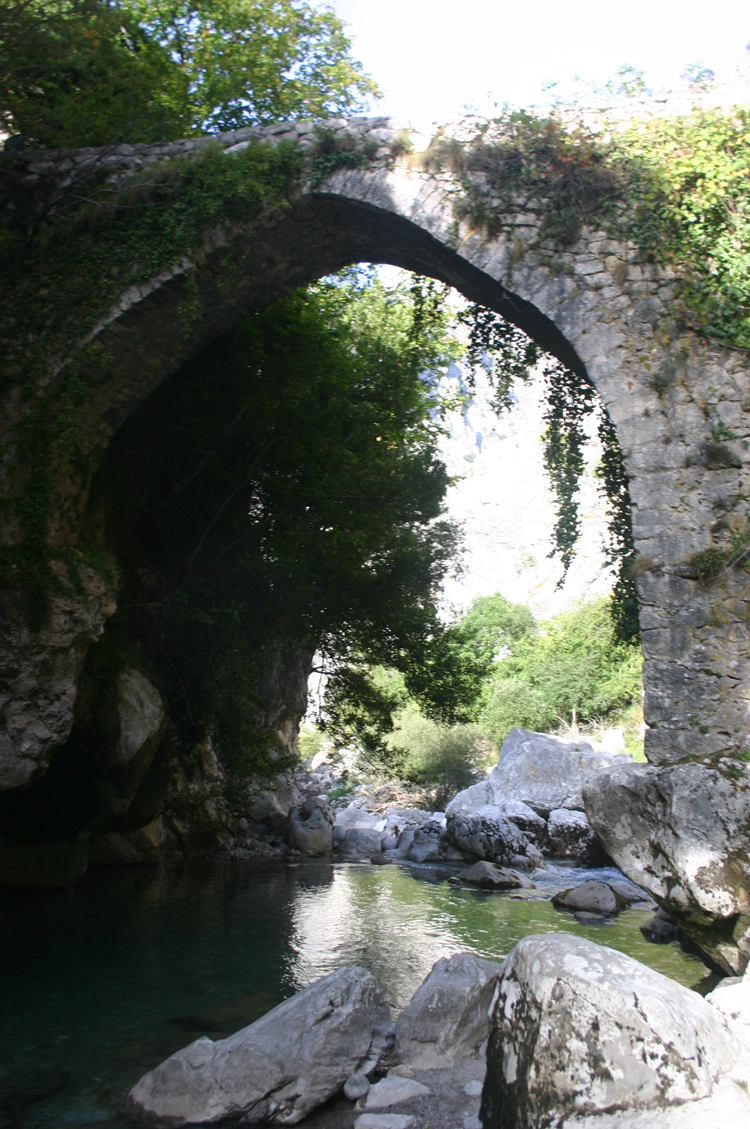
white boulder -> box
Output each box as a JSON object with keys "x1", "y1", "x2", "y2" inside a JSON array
[
  {"x1": 481, "y1": 934, "x2": 740, "y2": 1127},
  {"x1": 488, "y1": 728, "x2": 631, "y2": 816},
  {"x1": 124, "y1": 966, "x2": 394, "y2": 1126}
]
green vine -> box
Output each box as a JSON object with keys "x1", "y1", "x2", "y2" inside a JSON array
[
  {"x1": 460, "y1": 302, "x2": 640, "y2": 643},
  {"x1": 429, "y1": 104, "x2": 750, "y2": 351},
  {"x1": 0, "y1": 137, "x2": 310, "y2": 617}
]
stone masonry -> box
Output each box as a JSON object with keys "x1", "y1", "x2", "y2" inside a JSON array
[{"x1": 2, "y1": 94, "x2": 750, "y2": 789}]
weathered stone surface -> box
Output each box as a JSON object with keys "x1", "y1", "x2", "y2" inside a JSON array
[
  {"x1": 459, "y1": 861, "x2": 530, "y2": 890},
  {"x1": 446, "y1": 810, "x2": 537, "y2": 868},
  {"x1": 481, "y1": 934, "x2": 740, "y2": 1129},
  {"x1": 0, "y1": 563, "x2": 117, "y2": 792},
  {"x1": 284, "y1": 802, "x2": 333, "y2": 855},
  {"x1": 333, "y1": 803, "x2": 381, "y2": 843},
  {"x1": 396, "y1": 952, "x2": 504, "y2": 1069},
  {"x1": 247, "y1": 770, "x2": 303, "y2": 829},
  {"x1": 344, "y1": 1073, "x2": 371, "y2": 1101},
  {"x1": 708, "y1": 967, "x2": 750, "y2": 1051},
  {"x1": 487, "y1": 728, "x2": 631, "y2": 816},
  {"x1": 124, "y1": 966, "x2": 394, "y2": 1126},
  {"x1": 546, "y1": 807, "x2": 598, "y2": 860},
  {"x1": 584, "y1": 761, "x2": 750, "y2": 973},
  {"x1": 95, "y1": 669, "x2": 167, "y2": 821},
  {"x1": 106, "y1": 669, "x2": 166, "y2": 769},
  {"x1": 407, "y1": 823, "x2": 443, "y2": 863},
  {"x1": 364, "y1": 1077, "x2": 430, "y2": 1109},
  {"x1": 338, "y1": 828, "x2": 383, "y2": 857},
  {"x1": 552, "y1": 879, "x2": 621, "y2": 916}
]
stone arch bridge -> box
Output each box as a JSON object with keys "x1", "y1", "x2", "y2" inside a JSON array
[{"x1": 3, "y1": 115, "x2": 750, "y2": 968}]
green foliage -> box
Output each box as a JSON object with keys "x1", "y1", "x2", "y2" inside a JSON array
[
  {"x1": 105, "y1": 272, "x2": 465, "y2": 774},
  {"x1": 687, "y1": 546, "x2": 730, "y2": 583},
  {"x1": 1, "y1": 0, "x2": 378, "y2": 149},
  {"x1": 385, "y1": 705, "x2": 488, "y2": 808},
  {"x1": 459, "y1": 302, "x2": 639, "y2": 641},
  {"x1": 478, "y1": 598, "x2": 643, "y2": 745},
  {"x1": 453, "y1": 592, "x2": 536, "y2": 675},
  {"x1": 437, "y1": 102, "x2": 750, "y2": 352}
]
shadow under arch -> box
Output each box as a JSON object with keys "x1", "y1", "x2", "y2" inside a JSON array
[{"x1": 89, "y1": 190, "x2": 590, "y2": 447}]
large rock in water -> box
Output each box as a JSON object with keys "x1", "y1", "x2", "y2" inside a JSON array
[
  {"x1": 446, "y1": 810, "x2": 539, "y2": 868},
  {"x1": 488, "y1": 727, "x2": 631, "y2": 816},
  {"x1": 480, "y1": 934, "x2": 740, "y2": 1129},
  {"x1": 584, "y1": 761, "x2": 750, "y2": 974},
  {"x1": 123, "y1": 967, "x2": 394, "y2": 1126},
  {"x1": 396, "y1": 952, "x2": 504, "y2": 1069}
]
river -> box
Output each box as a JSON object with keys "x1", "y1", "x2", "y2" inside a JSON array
[{"x1": 0, "y1": 859, "x2": 715, "y2": 1128}]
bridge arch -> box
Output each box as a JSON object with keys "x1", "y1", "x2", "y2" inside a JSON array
[{"x1": 4, "y1": 116, "x2": 750, "y2": 782}]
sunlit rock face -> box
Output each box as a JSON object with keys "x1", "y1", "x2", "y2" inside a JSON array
[
  {"x1": 585, "y1": 761, "x2": 750, "y2": 974},
  {"x1": 481, "y1": 933, "x2": 741, "y2": 1128}
]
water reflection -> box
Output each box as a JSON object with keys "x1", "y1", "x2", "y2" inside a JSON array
[{"x1": 0, "y1": 860, "x2": 711, "y2": 1129}]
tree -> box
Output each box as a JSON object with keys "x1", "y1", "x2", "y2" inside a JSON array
[
  {"x1": 102, "y1": 272, "x2": 466, "y2": 775},
  {"x1": 0, "y1": 0, "x2": 378, "y2": 148},
  {"x1": 478, "y1": 597, "x2": 642, "y2": 745},
  {"x1": 454, "y1": 592, "x2": 536, "y2": 675}
]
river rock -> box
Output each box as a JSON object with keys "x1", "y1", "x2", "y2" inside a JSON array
[
  {"x1": 481, "y1": 934, "x2": 741, "y2": 1128},
  {"x1": 333, "y1": 803, "x2": 381, "y2": 843},
  {"x1": 364, "y1": 1076, "x2": 430, "y2": 1108},
  {"x1": 284, "y1": 803, "x2": 333, "y2": 855},
  {"x1": 124, "y1": 966, "x2": 394, "y2": 1126},
  {"x1": 489, "y1": 728, "x2": 631, "y2": 816},
  {"x1": 395, "y1": 952, "x2": 504, "y2": 1069},
  {"x1": 640, "y1": 906, "x2": 679, "y2": 944},
  {"x1": 583, "y1": 761, "x2": 750, "y2": 973},
  {"x1": 339, "y1": 828, "x2": 383, "y2": 857},
  {"x1": 546, "y1": 807, "x2": 598, "y2": 860},
  {"x1": 407, "y1": 823, "x2": 443, "y2": 862},
  {"x1": 344, "y1": 1073, "x2": 371, "y2": 1101},
  {"x1": 459, "y1": 861, "x2": 531, "y2": 890},
  {"x1": 552, "y1": 879, "x2": 621, "y2": 916},
  {"x1": 95, "y1": 669, "x2": 167, "y2": 820},
  {"x1": 446, "y1": 810, "x2": 535, "y2": 867},
  {"x1": 248, "y1": 770, "x2": 303, "y2": 830}
]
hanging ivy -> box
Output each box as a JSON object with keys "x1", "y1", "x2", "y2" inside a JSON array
[{"x1": 460, "y1": 303, "x2": 640, "y2": 643}]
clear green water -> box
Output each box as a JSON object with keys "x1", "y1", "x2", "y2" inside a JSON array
[{"x1": 0, "y1": 860, "x2": 713, "y2": 1129}]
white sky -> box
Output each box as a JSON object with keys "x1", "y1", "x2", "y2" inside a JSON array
[{"x1": 330, "y1": 0, "x2": 750, "y2": 120}]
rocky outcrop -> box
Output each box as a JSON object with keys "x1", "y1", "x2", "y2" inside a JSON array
[
  {"x1": 446, "y1": 810, "x2": 542, "y2": 870},
  {"x1": 446, "y1": 729, "x2": 628, "y2": 864},
  {"x1": 584, "y1": 761, "x2": 750, "y2": 973},
  {"x1": 0, "y1": 562, "x2": 117, "y2": 792},
  {"x1": 458, "y1": 861, "x2": 532, "y2": 890},
  {"x1": 486, "y1": 727, "x2": 631, "y2": 816},
  {"x1": 481, "y1": 934, "x2": 741, "y2": 1129},
  {"x1": 395, "y1": 953, "x2": 503, "y2": 1070},
  {"x1": 95, "y1": 668, "x2": 167, "y2": 822},
  {"x1": 284, "y1": 799, "x2": 334, "y2": 855},
  {"x1": 124, "y1": 966, "x2": 394, "y2": 1126}
]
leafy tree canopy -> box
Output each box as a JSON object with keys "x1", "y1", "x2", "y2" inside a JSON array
[
  {"x1": 478, "y1": 597, "x2": 642, "y2": 745},
  {"x1": 0, "y1": 0, "x2": 378, "y2": 148},
  {"x1": 105, "y1": 272, "x2": 467, "y2": 773}
]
